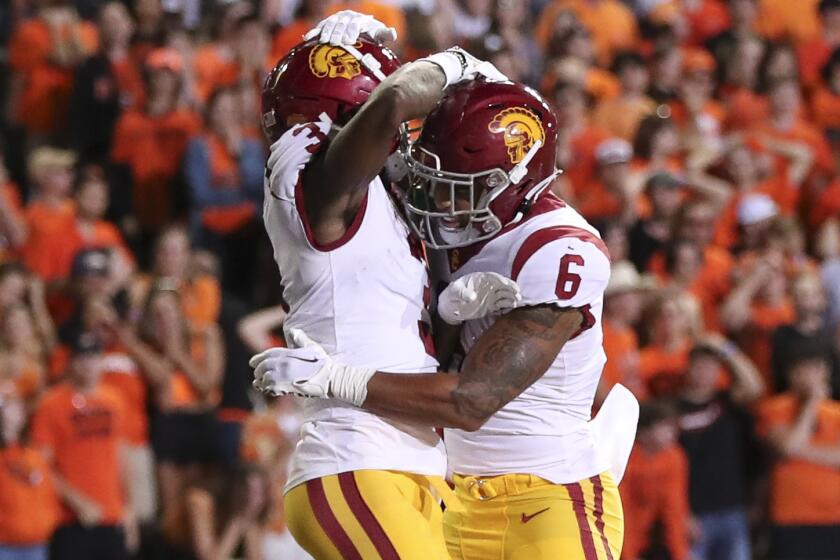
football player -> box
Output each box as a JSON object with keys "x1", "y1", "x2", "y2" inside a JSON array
[
  {"x1": 258, "y1": 10, "x2": 516, "y2": 560},
  {"x1": 253, "y1": 79, "x2": 639, "y2": 559}
]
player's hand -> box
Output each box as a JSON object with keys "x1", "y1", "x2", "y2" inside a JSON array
[
  {"x1": 438, "y1": 272, "x2": 522, "y2": 325},
  {"x1": 447, "y1": 47, "x2": 509, "y2": 83},
  {"x1": 250, "y1": 329, "x2": 376, "y2": 406},
  {"x1": 250, "y1": 333, "x2": 332, "y2": 398},
  {"x1": 304, "y1": 10, "x2": 397, "y2": 46}
]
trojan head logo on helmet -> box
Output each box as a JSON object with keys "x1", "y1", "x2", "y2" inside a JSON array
[
  {"x1": 488, "y1": 107, "x2": 546, "y2": 165},
  {"x1": 308, "y1": 44, "x2": 363, "y2": 79},
  {"x1": 401, "y1": 80, "x2": 559, "y2": 249},
  {"x1": 261, "y1": 36, "x2": 401, "y2": 143}
]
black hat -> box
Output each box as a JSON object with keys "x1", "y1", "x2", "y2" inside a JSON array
[
  {"x1": 68, "y1": 331, "x2": 102, "y2": 356},
  {"x1": 71, "y1": 249, "x2": 110, "y2": 278}
]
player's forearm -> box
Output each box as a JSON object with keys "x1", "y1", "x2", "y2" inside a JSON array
[{"x1": 364, "y1": 372, "x2": 485, "y2": 431}]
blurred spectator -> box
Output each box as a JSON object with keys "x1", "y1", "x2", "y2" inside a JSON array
[
  {"x1": 771, "y1": 272, "x2": 840, "y2": 397},
  {"x1": 757, "y1": 353, "x2": 840, "y2": 559},
  {"x1": 69, "y1": 1, "x2": 143, "y2": 166},
  {"x1": 6, "y1": 0, "x2": 98, "y2": 141},
  {"x1": 592, "y1": 51, "x2": 656, "y2": 141},
  {"x1": 811, "y1": 46, "x2": 840, "y2": 136},
  {"x1": 535, "y1": 0, "x2": 639, "y2": 66},
  {"x1": 130, "y1": 0, "x2": 166, "y2": 63},
  {"x1": 630, "y1": 114, "x2": 682, "y2": 180},
  {"x1": 79, "y1": 295, "x2": 157, "y2": 526},
  {"x1": 652, "y1": 199, "x2": 734, "y2": 331},
  {"x1": 597, "y1": 261, "x2": 651, "y2": 403},
  {"x1": 757, "y1": 0, "x2": 821, "y2": 46},
  {"x1": 160, "y1": 464, "x2": 270, "y2": 560},
  {"x1": 639, "y1": 289, "x2": 703, "y2": 399},
  {"x1": 621, "y1": 400, "x2": 690, "y2": 560},
  {"x1": 0, "y1": 155, "x2": 27, "y2": 263},
  {"x1": 0, "y1": 304, "x2": 49, "y2": 407},
  {"x1": 552, "y1": 80, "x2": 610, "y2": 202},
  {"x1": 184, "y1": 86, "x2": 264, "y2": 299},
  {"x1": 797, "y1": 0, "x2": 840, "y2": 88},
  {"x1": 31, "y1": 332, "x2": 137, "y2": 560},
  {"x1": 718, "y1": 35, "x2": 769, "y2": 131},
  {"x1": 120, "y1": 286, "x2": 222, "y2": 530},
  {"x1": 44, "y1": 169, "x2": 134, "y2": 288},
  {"x1": 676, "y1": 336, "x2": 764, "y2": 560},
  {"x1": 576, "y1": 138, "x2": 636, "y2": 226},
  {"x1": 0, "y1": 386, "x2": 59, "y2": 560},
  {"x1": 271, "y1": 0, "x2": 331, "y2": 62},
  {"x1": 130, "y1": 225, "x2": 221, "y2": 328},
  {"x1": 720, "y1": 247, "x2": 793, "y2": 386},
  {"x1": 484, "y1": 0, "x2": 541, "y2": 86},
  {"x1": 110, "y1": 47, "x2": 200, "y2": 237},
  {"x1": 20, "y1": 147, "x2": 76, "y2": 283},
  {"x1": 628, "y1": 172, "x2": 683, "y2": 271}
]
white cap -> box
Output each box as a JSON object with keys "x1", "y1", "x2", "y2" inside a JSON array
[
  {"x1": 595, "y1": 138, "x2": 633, "y2": 166},
  {"x1": 606, "y1": 261, "x2": 657, "y2": 296},
  {"x1": 737, "y1": 193, "x2": 779, "y2": 226}
]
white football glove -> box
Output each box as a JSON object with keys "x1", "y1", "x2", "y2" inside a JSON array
[
  {"x1": 420, "y1": 46, "x2": 509, "y2": 88},
  {"x1": 304, "y1": 10, "x2": 397, "y2": 46},
  {"x1": 249, "y1": 329, "x2": 375, "y2": 406},
  {"x1": 438, "y1": 272, "x2": 522, "y2": 325}
]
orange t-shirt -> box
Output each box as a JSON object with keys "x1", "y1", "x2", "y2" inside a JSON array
[
  {"x1": 756, "y1": 395, "x2": 840, "y2": 525},
  {"x1": 536, "y1": 0, "x2": 639, "y2": 65},
  {"x1": 326, "y1": 1, "x2": 406, "y2": 46},
  {"x1": 757, "y1": 0, "x2": 821, "y2": 44},
  {"x1": 752, "y1": 119, "x2": 833, "y2": 175},
  {"x1": 810, "y1": 86, "x2": 840, "y2": 131},
  {"x1": 111, "y1": 108, "x2": 201, "y2": 230},
  {"x1": 20, "y1": 199, "x2": 75, "y2": 281},
  {"x1": 31, "y1": 383, "x2": 126, "y2": 525},
  {"x1": 0, "y1": 445, "x2": 59, "y2": 545},
  {"x1": 564, "y1": 125, "x2": 611, "y2": 195},
  {"x1": 272, "y1": 20, "x2": 311, "y2": 62},
  {"x1": 649, "y1": 246, "x2": 733, "y2": 333},
  {"x1": 193, "y1": 45, "x2": 239, "y2": 103},
  {"x1": 591, "y1": 96, "x2": 657, "y2": 141},
  {"x1": 0, "y1": 182, "x2": 26, "y2": 263},
  {"x1": 639, "y1": 341, "x2": 691, "y2": 398},
  {"x1": 601, "y1": 320, "x2": 646, "y2": 400},
  {"x1": 739, "y1": 300, "x2": 795, "y2": 392},
  {"x1": 8, "y1": 18, "x2": 99, "y2": 133},
  {"x1": 722, "y1": 87, "x2": 769, "y2": 132},
  {"x1": 812, "y1": 179, "x2": 840, "y2": 226},
  {"x1": 47, "y1": 218, "x2": 133, "y2": 280},
  {"x1": 100, "y1": 350, "x2": 148, "y2": 447},
  {"x1": 621, "y1": 444, "x2": 690, "y2": 560},
  {"x1": 200, "y1": 134, "x2": 256, "y2": 234}
]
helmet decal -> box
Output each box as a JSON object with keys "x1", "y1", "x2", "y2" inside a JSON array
[
  {"x1": 308, "y1": 44, "x2": 362, "y2": 80},
  {"x1": 488, "y1": 107, "x2": 545, "y2": 165}
]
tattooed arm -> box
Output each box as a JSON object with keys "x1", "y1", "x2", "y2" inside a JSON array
[{"x1": 363, "y1": 305, "x2": 583, "y2": 431}]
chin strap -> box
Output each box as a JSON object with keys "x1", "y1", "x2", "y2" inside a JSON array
[{"x1": 508, "y1": 168, "x2": 563, "y2": 226}]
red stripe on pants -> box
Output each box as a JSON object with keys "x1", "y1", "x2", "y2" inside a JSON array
[
  {"x1": 307, "y1": 478, "x2": 363, "y2": 560},
  {"x1": 590, "y1": 475, "x2": 615, "y2": 560},
  {"x1": 338, "y1": 472, "x2": 401, "y2": 560},
  {"x1": 567, "y1": 482, "x2": 599, "y2": 560}
]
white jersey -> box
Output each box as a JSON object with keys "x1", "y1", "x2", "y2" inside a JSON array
[
  {"x1": 444, "y1": 197, "x2": 612, "y2": 484},
  {"x1": 263, "y1": 120, "x2": 445, "y2": 491}
]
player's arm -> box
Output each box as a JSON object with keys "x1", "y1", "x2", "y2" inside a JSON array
[
  {"x1": 254, "y1": 303, "x2": 583, "y2": 431},
  {"x1": 301, "y1": 61, "x2": 447, "y2": 246},
  {"x1": 364, "y1": 305, "x2": 583, "y2": 431}
]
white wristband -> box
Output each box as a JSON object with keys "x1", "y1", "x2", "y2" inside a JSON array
[
  {"x1": 419, "y1": 52, "x2": 463, "y2": 88},
  {"x1": 328, "y1": 363, "x2": 376, "y2": 407}
]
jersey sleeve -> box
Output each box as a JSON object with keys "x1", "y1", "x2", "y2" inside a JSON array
[
  {"x1": 511, "y1": 234, "x2": 611, "y2": 309},
  {"x1": 265, "y1": 117, "x2": 332, "y2": 201}
]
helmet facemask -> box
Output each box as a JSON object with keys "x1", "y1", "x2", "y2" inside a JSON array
[{"x1": 400, "y1": 140, "x2": 546, "y2": 249}]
